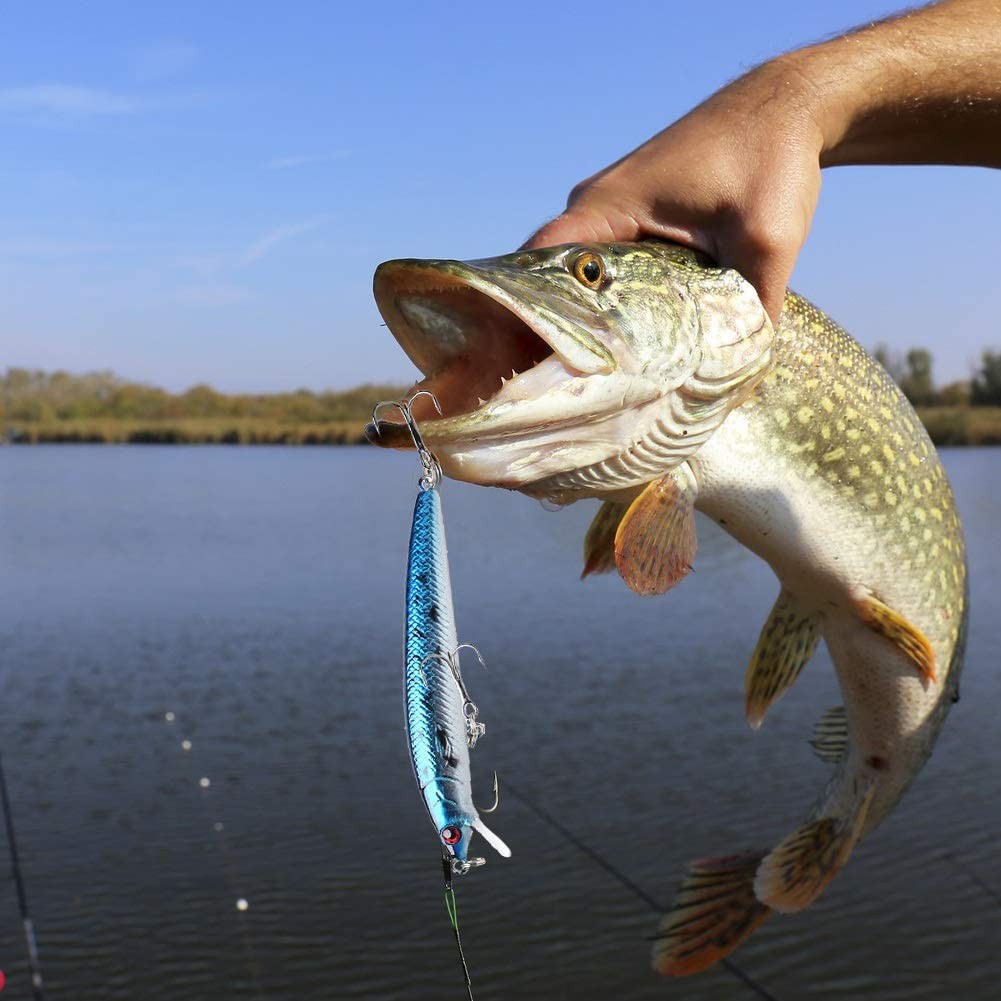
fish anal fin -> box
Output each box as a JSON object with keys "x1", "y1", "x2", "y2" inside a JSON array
[
  {"x1": 745, "y1": 589, "x2": 821, "y2": 729},
  {"x1": 854, "y1": 590, "x2": 936, "y2": 683},
  {"x1": 615, "y1": 467, "x2": 697, "y2": 597},
  {"x1": 581, "y1": 501, "x2": 628, "y2": 579},
  {"x1": 810, "y1": 706, "x2": 848, "y2": 764},
  {"x1": 652, "y1": 852, "x2": 770, "y2": 977},
  {"x1": 754, "y1": 782, "x2": 875, "y2": 913}
]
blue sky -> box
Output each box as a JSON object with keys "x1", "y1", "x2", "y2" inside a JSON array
[{"x1": 2, "y1": 0, "x2": 998, "y2": 392}]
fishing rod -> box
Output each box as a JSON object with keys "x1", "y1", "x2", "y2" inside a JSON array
[
  {"x1": 500, "y1": 777, "x2": 782, "y2": 1001},
  {"x1": 0, "y1": 750, "x2": 46, "y2": 1001}
]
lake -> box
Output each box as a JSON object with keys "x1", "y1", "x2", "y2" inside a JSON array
[{"x1": 0, "y1": 446, "x2": 998, "y2": 1000}]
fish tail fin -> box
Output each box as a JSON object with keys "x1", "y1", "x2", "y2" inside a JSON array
[
  {"x1": 754, "y1": 781, "x2": 876, "y2": 913},
  {"x1": 471, "y1": 817, "x2": 511, "y2": 858},
  {"x1": 651, "y1": 852, "x2": 771, "y2": 976}
]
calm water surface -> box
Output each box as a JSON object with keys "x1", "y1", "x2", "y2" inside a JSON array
[{"x1": 0, "y1": 446, "x2": 998, "y2": 1000}]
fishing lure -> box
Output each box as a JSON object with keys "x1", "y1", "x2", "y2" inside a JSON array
[{"x1": 373, "y1": 393, "x2": 511, "y2": 872}]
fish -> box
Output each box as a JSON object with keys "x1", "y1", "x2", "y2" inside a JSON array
[
  {"x1": 401, "y1": 441, "x2": 511, "y2": 872},
  {"x1": 367, "y1": 241, "x2": 966, "y2": 974}
]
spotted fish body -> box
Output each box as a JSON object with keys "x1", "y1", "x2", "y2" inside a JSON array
[
  {"x1": 695, "y1": 293, "x2": 967, "y2": 829},
  {"x1": 652, "y1": 289, "x2": 968, "y2": 973},
  {"x1": 404, "y1": 486, "x2": 510, "y2": 865}
]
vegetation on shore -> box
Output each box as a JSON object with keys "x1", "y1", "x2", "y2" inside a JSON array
[
  {"x1": 1, "y1": 369, "x2": 406, "y2": 445},
  {"x1": 3, "y1": 352, "x2": 1001, "y2": 446}
]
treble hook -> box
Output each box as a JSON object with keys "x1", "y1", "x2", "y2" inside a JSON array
[
  {"x1": 451, "y1": 645, "x2": 488, "y2": 749},
  {"x1": 371, "y1": 391, "x2": 444, "y2": 490},
  {"x1": 420, "y1": 644, "x2": 488, "y2": 749},
  {"x1": 479, "y1": 772, "x2": 500, "y2": 815}
]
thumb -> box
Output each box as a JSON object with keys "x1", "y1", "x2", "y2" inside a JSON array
[
  {"x1": 717, "y1": 243, "x2": 796, "y2": 329},
  {"x1": 521, "y1": 204, "x2": 641, "y2": 251}
]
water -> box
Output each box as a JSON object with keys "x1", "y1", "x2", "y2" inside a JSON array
[{"x1": 0, "y1": 446, "x2": 998, "y2": 1000}]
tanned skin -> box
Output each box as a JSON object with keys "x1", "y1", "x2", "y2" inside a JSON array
[{"x1": 524, "y1": 0, "x2": 1001, "y2": 325}]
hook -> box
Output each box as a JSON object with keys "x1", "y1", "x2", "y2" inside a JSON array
[
  {"x1": 419, "y1": 645, "x2": 487, "y2": 749},
  {"x1": 453, "y1": 644, "x2": 487, "y2": 674},
  {"x1": 371, "y1": 392, "x2": 444, "y2": 490},
  {"x1": 479, "y1": 772, "x2": 500, "y2": 814}
]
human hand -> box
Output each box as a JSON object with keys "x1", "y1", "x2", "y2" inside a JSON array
[{"x1": 523, "y1": 58, "x2": 825, "y2": 326}]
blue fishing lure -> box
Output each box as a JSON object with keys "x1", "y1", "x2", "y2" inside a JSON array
[{"x1": 377, "y1": 394, "x2": 510, "y2": 874}]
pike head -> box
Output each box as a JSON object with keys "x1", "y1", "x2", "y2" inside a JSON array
[{"x1": 369, "y1": 242, "x2": 773, "y2": 504}]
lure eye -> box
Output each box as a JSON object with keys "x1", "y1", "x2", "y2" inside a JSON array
[
  {"x1": 571, "y1": 251, "x2": 605, "y2": 289},
  {"x1": 441, "y1": 825, "x2": 462, "y2": 846}
]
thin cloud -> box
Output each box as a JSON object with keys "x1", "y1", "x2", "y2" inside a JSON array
[
  {"x1": 264, "y1": 152, "x2": 350, "y2": 170},
  {"x1": 239, "y1": 218, "x2": 325, "y2": 266},
  {"x1": 0, "y1": 85, "x2": 142, "y2": 116}
]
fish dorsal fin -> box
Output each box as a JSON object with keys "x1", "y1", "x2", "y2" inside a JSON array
[
  {"x1": 754, "y1": 780, "x2": 876, "y2": 914},
  {"x1": 651, "y1": 852, "x2": 771, "y2": 977},
  {"x1": 853, "y1": 589, "x2": 937, "y2": 683},
  {"x1": 745, "y1": 589, "x2": 821, "y2": 729},
  {"x1": 472, "y1": 817, "x2": 511, "y2": 858},
  {"x1": 614, "y1": 465, "x2": 698, "y2": 596},
  {"x1": 581, "y1": 501, "x2": 628, "y2": 579},
  {"x1": 810, "y1": 706, "x2": 848, "y2": 764}
]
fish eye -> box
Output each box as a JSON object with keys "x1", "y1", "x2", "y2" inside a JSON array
[
  {"x1": 440, "y1": 825, "x2": 462, "y2": 845},
  {"x1": 571, "y1": 251, "x2": 606, "y2": 289}
]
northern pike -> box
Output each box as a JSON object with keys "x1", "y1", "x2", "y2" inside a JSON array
[{"x1": 367, "y1": 242, "x2": 967, "y2": 975}]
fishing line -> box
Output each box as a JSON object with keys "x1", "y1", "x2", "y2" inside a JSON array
[
  {"x1": 442, "y1": 855, "x2": 475, "y2": 1001},
  {"x1": 500, "y1": 777, "x2": 782, "y2": 1001},
  {"x1": 941, "y1": 850, "x2": 1001, "y2": 909},
  {"x1": 0, "y1": 749, "x2": 46, "y2": 1001}
]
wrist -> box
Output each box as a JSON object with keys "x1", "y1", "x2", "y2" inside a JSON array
[{"x1": 765, "y1": 46, "x2": 877, "y2": 167}]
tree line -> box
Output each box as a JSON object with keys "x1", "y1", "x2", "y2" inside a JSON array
[
  {"x1": 0, "y1": 368, "x2": 407, "y2": 424},
  {"x1": 874, "y1": 347, "x2": 1001, "y2": 407},
  {"x1": 2, "y1": 351, "x2": 1000, "y2": 426}
]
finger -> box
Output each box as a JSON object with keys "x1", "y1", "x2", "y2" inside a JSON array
[
  {"x1": 739, "y1": 253, "x2": 795, "y2": 328},
  {"x1": 520, "y1": 210, "x2": 618, "y2": 251},
  {"x1": 711, "y1": 226, "x2": 799, "y2": 328}
]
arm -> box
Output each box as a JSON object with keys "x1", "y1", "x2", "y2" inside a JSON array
[{"x1": 524, "y1": 0, "x2": 1001, "y2": 323}]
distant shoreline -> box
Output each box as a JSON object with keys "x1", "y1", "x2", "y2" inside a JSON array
[{"x1": 4, "y1": 407, "x2": 1001, "y2": 447}]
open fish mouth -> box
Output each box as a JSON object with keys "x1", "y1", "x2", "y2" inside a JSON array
[{"x1": 366, "y1": 257, "x2": 616, "y2": 450}]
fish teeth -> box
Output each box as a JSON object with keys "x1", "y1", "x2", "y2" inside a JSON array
[
  {"x1": 477, "y1": 397, "x2": 486, "y2": 406},
  {"x1": 511, "y1": 369, "x2": 518, "y2": 379}
]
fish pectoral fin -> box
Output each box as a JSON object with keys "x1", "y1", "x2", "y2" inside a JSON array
[
  {"x1": 614, "y1": 465, "x2": 698, "y2": 597},
  {"x1": 810, "y1": 706, "x2": 849, "y2": 764},
  {"x1": 581, "y1": 501, "x2": 628, "y2": 579},
  {"x1": 651, "y1": 852, "x2": 770, "y2": 977},
  {"x1": 472, "y1": 817, "x2": 511, "y2": 858},
  {"x1": 853, "y1": 589, "x2": 937, "y2": 683},
  {"x1": 754, "y1": 781, "x2": 876, "y2": 914},
  {"x1": 745, "y1": 589, "x2": 821, "y2": 729}
]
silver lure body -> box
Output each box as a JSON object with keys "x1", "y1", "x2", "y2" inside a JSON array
[{"x1": 404, "y1": 486, "x2": 510, "y2": 866}]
